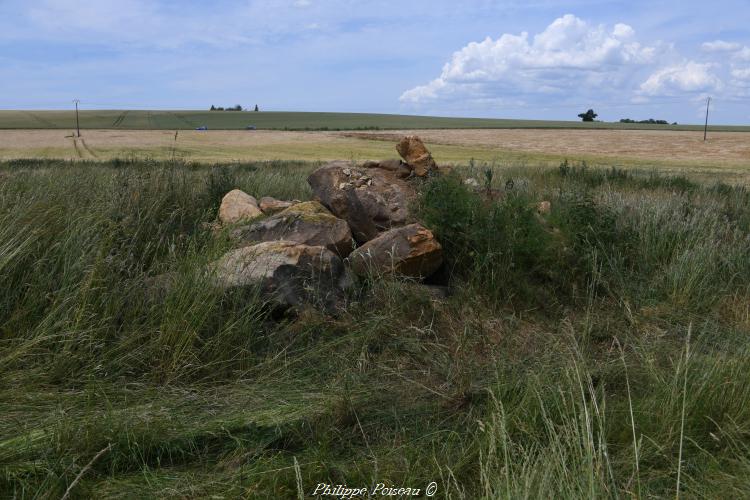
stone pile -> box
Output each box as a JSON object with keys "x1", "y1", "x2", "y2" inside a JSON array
[{"x1": 207, "y1": 135, "x2": 445, "y2": 311}]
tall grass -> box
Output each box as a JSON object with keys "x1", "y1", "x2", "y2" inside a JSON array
[{"x1": 1, "y1": 159, "x2": 750, "y2": 498}]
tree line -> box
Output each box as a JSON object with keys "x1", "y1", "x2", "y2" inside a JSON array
[
  {"x1": 578, "y1": 109, "x2": 675, "y2": 124},
  {"x1": 210, "y1": 104, "x2": 260, "y2": 112}
]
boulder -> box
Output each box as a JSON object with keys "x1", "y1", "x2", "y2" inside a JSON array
[
  {"x1": 259, "y1": 196, "x2": 296, "y2": 214},
  {"x1": 307, "y1": 161, "x2": 415, "y2": 242},
  {"x1": 219, "y1": 189, "x2": 263, "y2": 224},
  {"x1": 209, "y1": 240, "x2": 352, "y2": 311},
  {"x1": 347, "y1": 223, "x2": 443, "y2": 278},
  {"x1": 362, "y1": 159, "x2": 411, "y2": 178},
  {"x1": 464, "y1": 177, "x2": 480, "y2": 189},
  {"x1": 231, "y1": 201, "x2": 353, "y2": 256},
  {"x1": 396, "y1": 136, "x2": 437, "y2": 177},
  {"x1": 536, "y1": 200, "x2": 551, "y2": 215}
]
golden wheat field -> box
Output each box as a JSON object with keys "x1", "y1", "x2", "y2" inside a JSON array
[{"x1": 1, "y1": 128, "x2": 749, "y2": 180}]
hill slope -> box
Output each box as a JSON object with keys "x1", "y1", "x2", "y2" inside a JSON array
[{"x1": 1, "y1": 110, "x2": 748, "y2": 131}]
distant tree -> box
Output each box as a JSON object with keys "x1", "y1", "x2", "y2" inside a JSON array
[
  {"x1": 620, "y1": 117, "x2": 671, "y2": 125},
  {"x1": 232, "y1": 104, "x2": 242, "y2": 111},
  {"x1": 578, "y1": 109, "x2": 598, "y2": 122},
  {"x1": 254, "y1": 104, "x2": 259, "y2": 112},
  {"x1": 217, "y1": 107, "x2": 224, "y2": 111},
  {"x1": 210, "y1": 104, "x2": 216, "y2": 111}
]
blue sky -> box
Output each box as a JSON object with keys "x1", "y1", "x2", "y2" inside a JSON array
[{"x1": 1, "y1": 0, "x2": 749, "y2": 124}]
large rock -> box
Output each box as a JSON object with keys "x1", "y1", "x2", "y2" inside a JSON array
[
  {"x1": 210, "y1": 241, "x2": 352, "y2": 311},
  {"x1": 230, "y1": 201, "x2": 353, "y2": 256},
  {"x1": 307, "y1": 161, "x2": 415, "y2": 242},
  {"x1": 259, "y1": 196, "x2": 296, "y2": 214},
  {"x1": 219, "y1": 189, "x2": 263, "y2": 224},
  {"x1": 347, "y1": 223, "x2": 443, "y2": 278},
  {"x1": 362, "y1": 159, "x2": 411, "y2": 178},
  {"x1": 396, "y1": 136, "x2": 437, "y2": 177}
]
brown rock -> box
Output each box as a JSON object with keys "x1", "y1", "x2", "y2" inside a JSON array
[
  {"x1": 362, "y1": 159, "x2": 411, "y2": 178},
  {"x1": 396, "y1": 136, "x2": 437, "y2": 177},
  {"x1": 209, "y1": 240, "x2": 352, "y2": 311},
  {"x1": 347, "y1": 223, "x2": 443, "y2": 278},
  {"x1": 259, "y1": 196, "x2": 296, "y2": 214},
  {"x1": 307, "y1": 161, "x2": 416, "y2": 242},
  {"x1": 219, "y1": 189, "x2": 263, "y2": 224},
  {"x1": 231, "y1": 201, "x2": 353, "y2": 256}
]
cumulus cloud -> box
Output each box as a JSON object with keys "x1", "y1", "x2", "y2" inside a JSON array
[
  {"x1": 701, "y1": 40, "x2": 742, "y2": 52},
  {"x1": 639, "y1": 61, "x2": 722, "y2": 96},
  {"x1": 734, "y1": 47, "x2": 750, "y2": 61},
  {"x1": 400, "y1": 14, "x2": 656, "y2": 104}
]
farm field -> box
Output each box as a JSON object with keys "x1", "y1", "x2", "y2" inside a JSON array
[
  {"x1": 2, "y1": 128, "x2": 749, "y2": 182},
  {"x1": 2, "y1": 109, "x2": 750, "y2": 132}
]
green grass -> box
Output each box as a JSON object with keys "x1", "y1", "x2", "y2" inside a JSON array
[
  {"x1": 2, "y1": 158, "x2": 750, "y2": 498},
  {"x1": 2, "y1": 110, "x2": 749, "y2": 131}
]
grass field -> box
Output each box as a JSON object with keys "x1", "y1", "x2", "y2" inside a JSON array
[
  {"x1": 1, "y1": 110, "x2": 750, "y2": 132},
  {"x1": 2, "y1": 158, "x2": 750, "y2": 498}
]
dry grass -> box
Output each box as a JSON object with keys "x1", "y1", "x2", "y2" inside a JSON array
[
  {"x1": 345, "y1": 128, "x2": 750, "y2": 167},
  {"x1": 1, "y1": 128, "x2": 749, "y2": 181}
]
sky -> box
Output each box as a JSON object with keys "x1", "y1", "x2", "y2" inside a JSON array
[{"x1": 1, "y1": 0, "x2": 749, "y2": 124}]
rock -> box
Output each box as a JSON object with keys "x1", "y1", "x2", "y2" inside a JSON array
[
  {"x1": 347, "y1": 223, "x2": 443, "y2": 278},
  {"x1": 307, "y1": 161, "x2": 416, "y2": 242},
  {"x1": 464, "y1": 177, "x2": 480, "y2": 189},
  {"x1": 231, "y1": 201, "x2": 354, "y2": 256},
  {"x1": 259, "y1": 196, "x2": 296, "y2": 214},
  {"x1": 209, "y1": 240, "x2": 352, "y2": 311},
  {"x1": 536, "y1": 200, "x2": 551, "y2": 215},
  {"x1": 362, "y1": 159, "x2": 411, "y2": 178},
  {"x1": 396, "y1": 136, "x2": 437, "y2": 177},
  {"x1": 219, "y1": 189, "x2": 263, "y2": 224}
]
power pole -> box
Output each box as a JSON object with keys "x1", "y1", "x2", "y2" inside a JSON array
[
  {"x1": 73, "y1": 99, "x2": 81, "y2": 137},
  {"x1": 703, "y1": 96, "x2": 711, "y2": 142}
]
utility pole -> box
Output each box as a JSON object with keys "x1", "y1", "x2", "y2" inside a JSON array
[
  {"x1": 703, "y1": 96, "x2": 711, "y2": 142},
  {"x1": 73, "y1": 99, "x2": 81, "y2": 137}
]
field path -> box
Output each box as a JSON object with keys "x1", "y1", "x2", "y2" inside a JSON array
[
  {"x1": 78, "y1": 137, "x2": 98, "y2": 158},
  {"x1": 111, "y1": 111, "x2": 129, "y2": 128},
  {"x1": 67, "y1": 135, "x2": 97, "y2": 159}
]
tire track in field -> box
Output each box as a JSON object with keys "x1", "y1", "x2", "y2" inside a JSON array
[
  {"x1": 69, "y1": 135, "x2": 83, "y2": 158},
  {"x1": 27, "y1": 112, "x2": 56, "y2": 128},
  {"x1": 67, "y1": 134, "x2": 97, "y2": 159},
  {"x1": 169, "y1": 112, "x2": 197, "y2": 129},
  {"x1": 79, "y1": 137, "x2": 98, "y2": 158},
  {"x1": 111, "y1": 110, "x2": 129, "y2": 128}
]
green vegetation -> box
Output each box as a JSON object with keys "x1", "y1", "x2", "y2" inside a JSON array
[
  {"x1": 2, "y1": 158, "x2": 750, "y2": 498},
  {"x1": 578, "y1": 109, "x2": 598, "y2": 122},
  {"x1": 1, "y1": 110, "x2": 749, "y2": 131}
]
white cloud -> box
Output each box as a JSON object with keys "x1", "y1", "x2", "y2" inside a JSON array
[
  {"x1": 400, "y1": 14, "x2": 657, "y2": 103},
  {"x1": 731, "y1": 67, "x2": 750, "y2": 81},
  {"x1": 734, "y1": 47, "x2": 750, "y2": 61},
  {"x1": 701, "y1": 40, "x2": 742, "y2": 52},
  {"x1": 639, "y1": 61, "x2": 722, "y2": 96}
]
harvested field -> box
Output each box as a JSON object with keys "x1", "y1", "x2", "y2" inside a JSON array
[
  {"x1": 1, "y1": 128, "x2": 749, "y2": 181},
  {"x1": 343, "y1": 129, "x2": 750, "y2": 167}
]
